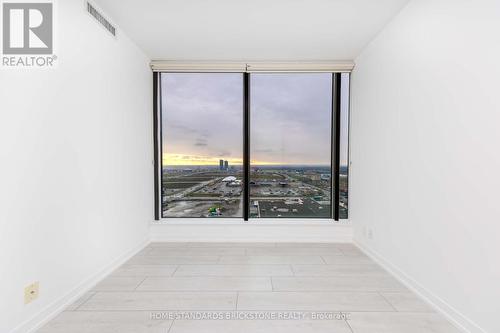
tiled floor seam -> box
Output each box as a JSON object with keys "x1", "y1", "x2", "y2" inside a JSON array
[
  {"x1": 134, "y1": 276, "x2": 149, "y2": 291},
  {"x1": 170, "y1": 265, "x2": 181, "y2": 276},
  {"x1": 376, "y1": 291, "x2": 399, "y2": 312},
  {"x1": 166, "y1": 318, "x2": 176, "y2": 333},
  {"x1": 73, "y1": 291, "x2": 98, "y2": 311},
  {"x1": 345, "y1": 318, "x2": 355, "y2": 333}
]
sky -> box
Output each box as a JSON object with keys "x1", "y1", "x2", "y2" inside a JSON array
[{"x1": 161, "y1": 73, "x2": 349, "y2": 166}]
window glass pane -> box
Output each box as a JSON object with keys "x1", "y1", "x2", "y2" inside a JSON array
[
  {"x1": 250, "y1": 73, "x2": 333, "y2": 218},
  {"x1": 340, "y1": 73, "x2": 350, "y2": 219},
  {"x1": 161, "y1": 73, "x2": 243, "y2": 218}
]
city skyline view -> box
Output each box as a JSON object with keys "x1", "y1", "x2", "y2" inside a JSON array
[
  {"x1": 161, "y1": 73, "x2": 348, "y2": 219},
  {"x1": 162, "y1": 73, "x2": 349, "y2": 167}
]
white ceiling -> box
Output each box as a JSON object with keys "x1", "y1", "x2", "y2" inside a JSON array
[{"x1": 95, "y1": 0, "x2": 410, "y2": 61}]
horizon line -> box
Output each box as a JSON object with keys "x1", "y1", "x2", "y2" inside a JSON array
[{"x1": 162, "y1": 164, "x2": 348, "y2": 167}]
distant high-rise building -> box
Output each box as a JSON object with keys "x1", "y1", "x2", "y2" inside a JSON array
[
  {"x1": 219, "y1": 159, "x2": 224, "y2": 171},
  {"x1": 224, "y1": 160, "x2": 229, "y2": 170}
]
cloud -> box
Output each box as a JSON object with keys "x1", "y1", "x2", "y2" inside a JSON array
[
  {"x1": 194, "y1": 137, "x2": 208, "y2": 147},
  {"x1": 253, "y1": 148, "x2": 274, "y2": 153}
]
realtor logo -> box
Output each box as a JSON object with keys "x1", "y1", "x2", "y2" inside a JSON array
[
  {"x1": 3, "y1": 2, "x2": 53, "y2": 54},
  {"x1": 2, "y1": 1, "x2": 56, "y2": 67}
]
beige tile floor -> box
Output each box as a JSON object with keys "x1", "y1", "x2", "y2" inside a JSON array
[{"x1": 37, "y1": 242, "x2": 461, "y2": 333}]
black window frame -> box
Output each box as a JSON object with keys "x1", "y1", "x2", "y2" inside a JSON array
[{"x1": 153, "y1": 71, "x2": 348, "y2": 221}]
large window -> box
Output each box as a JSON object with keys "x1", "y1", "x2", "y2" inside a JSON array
[
  {"x1": 160, "y1": 73, "x2": 243, "y2": 218},
  {"x1": 156, "y1": 71, "x2": 349, "y2": 220}
]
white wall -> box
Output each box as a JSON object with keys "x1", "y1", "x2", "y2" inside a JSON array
[
  {"x1": 350, "y1": 0, "x2": 500, "y2": 332},
  {"x1": 0, "y1": 1, "x2": 152, "y2": 332}
]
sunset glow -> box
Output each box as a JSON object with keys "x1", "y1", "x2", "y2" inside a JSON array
[{"x1": 162, "y1": 153, "x2": 281, "y2": 166}]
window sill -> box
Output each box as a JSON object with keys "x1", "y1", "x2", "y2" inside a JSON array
[{"x1": 151, "y1": 218, "x2": 350, "y2": 226}]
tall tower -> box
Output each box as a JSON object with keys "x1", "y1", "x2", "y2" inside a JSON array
[
  {"x1": 224, "y1": 160, "x2": 229, "y2": 170},
  {"x1": 219, "y1": 159, "x2": 224, "y2": 171}
]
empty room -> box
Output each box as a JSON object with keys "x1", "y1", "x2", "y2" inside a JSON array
[{"x1": 1, "y1": 0, "x2": 498, "y2": 332}]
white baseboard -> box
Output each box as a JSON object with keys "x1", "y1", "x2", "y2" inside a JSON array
[
  {"x1": 354, "y1": 240, "x2": 486, "y2": 333},
  {"x1": 150, "y1": 224, "x2": 353, "y2": 243},
  {"x1": 11, "y1": 238, "x2": 150, "y2": 333}
]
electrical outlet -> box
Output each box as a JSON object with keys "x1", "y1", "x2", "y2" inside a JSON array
[{"x1": 24, "y1": 282, "x2": 39, "y2": 304}]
